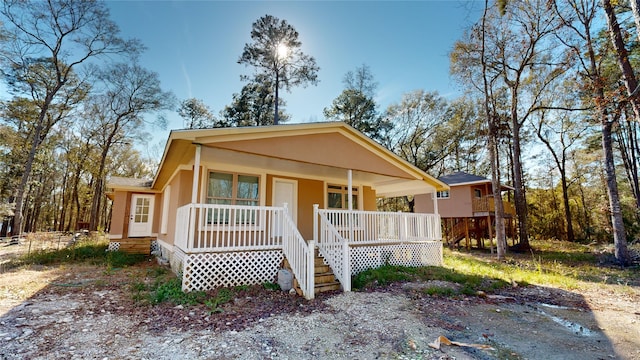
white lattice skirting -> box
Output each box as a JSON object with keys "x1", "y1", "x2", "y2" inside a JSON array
[
  {"x1": 181, "y1": 250, "x2": 284, "y2": 292},
  {"x1": 171, "y1": 247, "x2": 186, "y2": 277},
  {"x1": 107, "y1": 242, "x2": 120, "y2": 252},
  {"x1": 350, "y1": 242, "x2": 443, "y2": 275}
]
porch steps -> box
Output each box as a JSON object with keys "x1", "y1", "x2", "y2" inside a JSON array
[
  {"x1": 283, "y1": 250, "x2": 341, "y2": 296},
  {"x1": 311, "y1": 251, "x2": 341, "y2": 294}
]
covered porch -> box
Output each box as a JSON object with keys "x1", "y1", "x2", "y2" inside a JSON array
[
  {"x1": 173, "y1": 202, "x2": 442, "y2": 299},
  {"x1": 149, "y1": 123, "x2": 449, "y2": 299}
]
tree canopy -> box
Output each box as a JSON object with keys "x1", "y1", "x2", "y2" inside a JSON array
[
  {"x1": 238, "y1": 14, "x2": 319, "y2": 124},
  {"x1": 324, "y1": 64, "x2": 390, "y2": 142}
]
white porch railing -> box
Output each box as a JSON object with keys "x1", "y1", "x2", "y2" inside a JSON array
[
  {"x1": 281, "y1": 205, "x2": 315, "y2": 300},
  {"x1": 317, "y1": 208, "x2": 442, "y2": 243},
  {"x1": 314, "y1": 206, "x2": 351, "y2": 291},
  {"x1": 175, "y1": 203, "x2": 314, "y2": 299},
  {"x1": 175, "y1": 203, "x2": 284, "y2": 252},
  {"x1": 314, "y1": 205, "x2": 443, "y2": 292},
  {"x1": 174, "y1": 203, "x2": 442, "y2": 298}
]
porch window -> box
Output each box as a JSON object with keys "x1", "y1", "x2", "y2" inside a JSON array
[
  {"x1": 206, "y1": 172, "x2": 259, "y2": 224},
  {"x1": 474, "y1": 189, "x2": 482, "y2": 198},
  {"x1": 436, "y1": 190, "x2": 450, "y2": 199},
  {"x1": 327, "y1": 184, "x2": 358, "y2": 210}
]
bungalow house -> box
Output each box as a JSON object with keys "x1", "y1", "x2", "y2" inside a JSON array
[
  {"x1": 414, "y1": 171, "x2": 516, "y2": 249},
  {"x1": 106, "y1": 122, "x2": 448, "y2": 299}
]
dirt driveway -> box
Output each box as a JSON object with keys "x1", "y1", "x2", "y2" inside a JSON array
[{"x1": 0, "y1": 259, "x2": 639, "y2": 359}]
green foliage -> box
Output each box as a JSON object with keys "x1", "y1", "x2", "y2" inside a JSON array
[
  {"x1": 148, "y1": 277, "x2": 206, "y2": 305},
  {"x1": 5, "y1": 239, "x2": 147, "y2": 272},
  {"x1": 351, "y1": 263, "x2": 510, "y2": 296},
  {"x1": 352, "y1": 239, "x2": 638, "y2": 297},
  {"x1": 221, "y1": 76, "x2": 288, "y2": 127},
  {"x1": 323, "y1": 64, "x2": 391, "y2": 142},
  {"x1": 204, "y1": 288, "x2": 233, "y2": 313},
  {"x1": 18, "y1": 242, "x2": 114, "y2": 266},
  {"x1": 383, "y1": 91, "x2": 481, "y2": 174},
  {"x1": 177, "y1": 97, "x2": 217, "y2": 129},
  {"x1": 1, "y1": 0, "x2": 143, "y2": 234},
  {"x1": 352, "y1": 265, "x2": 416, "y2": 289},
  {"x1": 106, "y1": 251, "x2": 147, "y2": 269},
  {"x1": 262, "y1": 282, "x2": 280, "y2": 291}
]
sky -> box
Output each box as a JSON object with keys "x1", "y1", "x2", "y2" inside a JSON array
[{"x1": 105, "y1": 1, "x2": 484, "y2": 155}]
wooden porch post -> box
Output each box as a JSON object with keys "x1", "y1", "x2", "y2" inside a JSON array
[
  {"x1": 191, "y1": 144, "x2": 201, "y2": 204},
  {"x1": 464, "y1": 218, "x2": 470, "y2": 250},
  {"x1": 188, "y1": 144, "x2": 201, "y2": 250},
  {"x1": 487, "y1": 215, "x2": 494, "y2": 253},
  {"x1": 347, "y1": 169, "x2": 353, "y2": 211},
  {"x1": 433, "y1": 190, "x2": 439, "y2": 215},
  {"x1": 344, "y1": 170, "x2": 352, "y2": 292},
  {"x1": 313, "y1": 204, "x2": 319, "y2": 244}
]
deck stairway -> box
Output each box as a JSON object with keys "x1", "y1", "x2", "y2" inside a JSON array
[
  {"x1": 284, "y1": 248, "x2": 341, "y2": 296},
  {"x1": 448, "y1": 221, "x2": 467, "y2": 248}
]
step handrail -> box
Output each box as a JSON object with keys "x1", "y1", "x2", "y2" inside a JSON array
[{"x1": 281, "y1": 204, "x2": 315, "y2": 299}]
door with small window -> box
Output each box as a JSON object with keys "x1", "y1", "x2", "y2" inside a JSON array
[
  {"x1": 273, "y1": 178, "x2": 297, "y2": 236},
  {"x1": 128, "y1": 194, "x2": 154, "y2": 237}
]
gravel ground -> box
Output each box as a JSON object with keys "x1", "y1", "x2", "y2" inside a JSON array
[
  {"x1": 1, "y1": 260, "x2": 639, "y2": 359},
  {"x1": 1, "y1": 286, "x2": 471, "y2": 359}
]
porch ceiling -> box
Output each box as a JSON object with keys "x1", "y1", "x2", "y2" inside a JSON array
[{"x1": 201, "y1": 146, "x2": 435, "y2": 196}]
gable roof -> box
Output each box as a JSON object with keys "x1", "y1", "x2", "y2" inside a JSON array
[
  {"x1": 105, "y1": 176, "x2": 154, "y2": 200},
  {"x1": 438, "y1": 171, "x2": 514, "y2": 190},
  {"x1": 438, "y1": 172, "x2": 490, "y2": 186},
  {"x1": 107, "y1": 176, "x2": 153, "y2": 189},
  {"x1": 154, "y1": 122, "x2": 448, "y2": 196}
]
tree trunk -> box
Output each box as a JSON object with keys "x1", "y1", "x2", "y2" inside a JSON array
[
  {"x1": 90, "y1": 118, "x2": 121, "y2": 231},
  {"x1": 601, "y1": 120, "x2": 631, "y2": 265},
  {"x1": 601, "y1": 0, "x2": 633, "y2": 266},
  {"x1": 631, "y1": 121, "x2": 640, "y2": 208},
  {"x1": 578, "y1": 179, "x2": 591, "y2": 242},
  {"x1": 559, "y1": 167, "x2": 575, "y2": 242},
  {"x1": 89, "y1": 150, "x2": 107, "y2": 231},
  {"x1": 603, "y1": 0, "x2": 640, "y2": 122},
  {"x1": 89, "y1": 177, "x2": 102, "y2": 231},
  {"x1": 274, "y1": 71, "x2": 280, "y2": 125},
  {"x1": 629, "y1": 0, "x2": 640, "y2": 44},
  {"x1": 58, "y1": 194, "x2": 67, "y2": 232},
  {"x1": 509, "y1": 90, "x2": 530, "y2": 251},
  {"x1": 70, "y1": 170, "x2": 82, "y2": 231},
  {"x1": 480, "y1": 0, "x2": 506, "y2": 259},
  {"x1": 0, "y1": 220, "x2": 9, "y2": 237},
  {"x1": 13, "y1": 121, "x2": 44, "y2": 235},
  {"x1": 616, "y1": 116, "x2": 640, "y2": 209}
]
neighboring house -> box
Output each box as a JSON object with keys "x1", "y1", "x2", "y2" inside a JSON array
[
  {"x1": 414, "y1": 171, "x2": 516, "y2": 249},
  {"x1": 106, "y1": 122, "x2": 448, "y2": 299}
]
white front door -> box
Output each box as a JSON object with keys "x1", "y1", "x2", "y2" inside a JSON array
[
  {"x1": 273, "y1": 178, "x2": 298, "y2": 235},
  {"x1": 128, "y1": 194, "x2": 154, "y2": 237}
]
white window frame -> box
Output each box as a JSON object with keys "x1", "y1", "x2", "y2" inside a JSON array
[
  {"x1": 327, "y1": 183, "x2": 360, "y2": 210},
  {"x1": 437, "y1": 190, "x2": 450, "y2": 199},
  {"x1": 203, "y1": 170, "x2": 261, "y2": 229}
]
